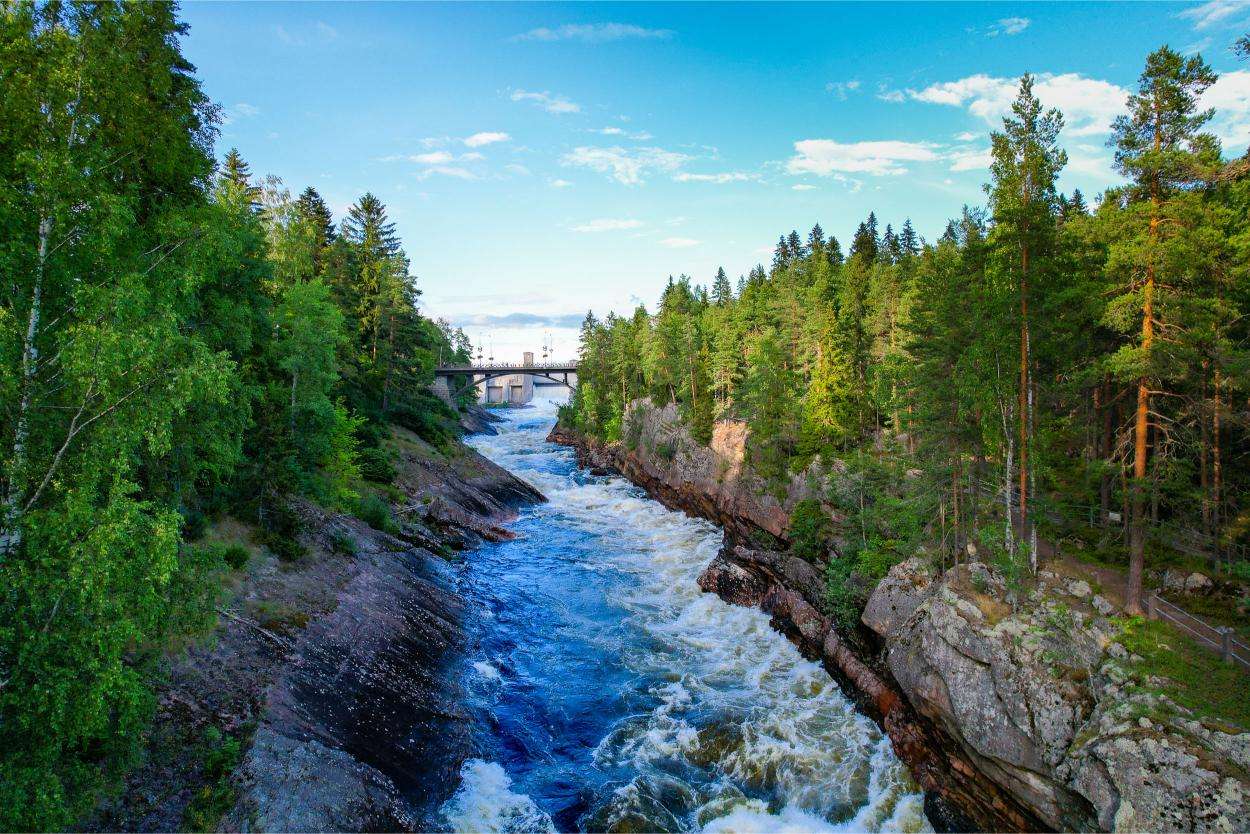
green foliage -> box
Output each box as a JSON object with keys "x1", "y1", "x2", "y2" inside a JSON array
[
  {"x1": 789, "y1": 499, "x2": 832, "y2": 564},
  {"x1": 354, "y1": 493, "x2": 397, "y2": 534},
  {"x1": 183, "y1": 725, "x2": 249, "y2": 832},
  {"x1": 359, "y1": 447, "x2": 398, "y2": 484}
]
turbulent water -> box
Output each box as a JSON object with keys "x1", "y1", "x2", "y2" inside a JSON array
[{"x1": 441, "y1": 397, "x2": 930, "y2": 833}]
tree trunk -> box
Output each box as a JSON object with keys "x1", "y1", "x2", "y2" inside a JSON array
[
  {"x1": 1019, "y1": 245, "x2": 1031, "y2": 570},
  {"x1": 1213, "y1": 367, "x2": 1223, "y2": 569},
  {"x1": 1, "y1": 216, "x2": 53, "y2": 560},
  {"x1": 1127, "y1": 245, "x2": 1155, "y2": 615}
]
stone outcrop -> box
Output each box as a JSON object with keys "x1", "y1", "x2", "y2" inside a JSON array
[{"x1": 867, "y1": 559, "x2": 1250, "y2": 833}]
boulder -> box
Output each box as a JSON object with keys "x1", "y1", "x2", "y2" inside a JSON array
[{"x1": 862, "y1": 558, "x2": 936, "y2": 638}]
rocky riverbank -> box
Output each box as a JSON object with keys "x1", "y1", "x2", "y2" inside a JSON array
[
  {"x1": 549, "y1": 399, "x2": 1250, "y2": 833},
  {"x1": 93, "y1": 413, "x2": 543, "y2": 832}
]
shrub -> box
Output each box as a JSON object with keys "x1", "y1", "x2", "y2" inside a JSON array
[
  {"x1": 221, "y1": 543, "x2": 249, "y2": 571},
  {"x1": 330, "y1": 531, "x2": 357, "y2": 556},
  {"x1": 354, "y1": 493, "x2": 396, "y2": 533},
  {"x1": 358, "y1": 447, "x2": 397, "y2": 484},
  {"x1": 183, "y1": 725, "x2": 248, "y2": 832},
  {"x1": 259, "y1": 500, "x2": 305, "y2": 562},
  {"x1": 789, "y1": 499, "x2": 832, "y2": 563}
]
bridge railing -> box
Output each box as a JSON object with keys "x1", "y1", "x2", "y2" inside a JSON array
[{"x1": 435, "y1": 362, "x2": 578, "y2": 372}]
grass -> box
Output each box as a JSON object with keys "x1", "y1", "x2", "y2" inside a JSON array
[{"x1": 1117, "y1": 616, "x2": 1250, "y2": 732}]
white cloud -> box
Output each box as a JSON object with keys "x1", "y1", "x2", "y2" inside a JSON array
[
  {"x1": 792, "y1": 184, "x2": 817, "y2": 191},
  {"x1": 825, "y1": 80, "x2": 861, "y2": 100},
  {"x1": 1203, "y1": 69, "x2": 1250, "y2": 147},
  {"x1": 412, "y1": 151, "x2": 455, "y2": 165},
  {"x1": 786, "y1": 139, "x2": 940, "y2": 176},
  {"x1": 987, "y1": 17, "x2": 1031, "y2": 36},
  {"x1": 561, "y1": 145, "x2": 691, "y2": 185},
  {"x1": 660, "y1": 237, "x2": 700, "y2": 248},
  {"x1": 948, "y1": 148, "x2": 993, "y2": 171},
  {"x1": 955, "y1": 131, "x2": 979, "y2": 141},
  {"x1": 512, "y1": 23, "x2": 674, "y2": 43},
  {"x1": 549, "y1": 178, "x2": 573, "y2": 188},
  {"x1": 908, "y1": 72, "x2": 1128, "y2": 137},
  {"x1": 1178, "y1": 0, "x2": 1250, "y2": 30},
  {"x1": 572, "y1": 218, "x2": 644, "y2": 233},
  {"x1": 672, "y1": 171, "x2": 755, "y2": 183},
  {"x1": 878, "y1": 89, "x2": 906, "y2": 104},
  {"x1": 417, "y1": 166, "x2": 477, "y2": 180},
  {"x1": 464, "y1": 131, "x2": 511, "y2": 147},
  {"x1": 595, "y1": 127, "x2": 625, "y2": 135},
  {"x1": 460, "y1": 152, "x2": 485, "y2": 162},
  {"x1": 504, "y1": 163, "x2": 531, "y2": 176},
  {"x1": 511, "y1": 89, "x2": 581, "y2": 114}
]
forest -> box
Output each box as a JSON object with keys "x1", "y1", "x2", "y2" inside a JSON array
[
  {"x1": 562, "y1": 48, "x2": 1250, "y2": 625},
  {"x1": 0, "y1": 3, "x2": 473, "y2": 827}
]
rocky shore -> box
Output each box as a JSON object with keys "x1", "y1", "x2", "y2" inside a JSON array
[
  {"x1": 550, "y1": 399, "x2": 1250, "y2": 834},
  {"x1": 95, "y1": 410, "x2": 544, "y2": 832}
]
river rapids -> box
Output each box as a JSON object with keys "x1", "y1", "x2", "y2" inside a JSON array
[{"x1": 440, "y1": 397, "x2": 930, "y2": 833}]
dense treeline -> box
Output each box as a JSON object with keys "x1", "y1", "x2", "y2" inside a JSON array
[
  {"x1": 564, "y1": 47, "x2": 1250, "y2": 623},
  {"x1": 0, "y1": 3, "x2": 471, "y2": 826}
]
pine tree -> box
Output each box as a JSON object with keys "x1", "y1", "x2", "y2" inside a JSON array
[
  {"x1": 296, "y1": 186, "x2": 336, "y2": 248},
  {"x1": 1109, "y1": 47, "x2": 1219, "y2": 612},
  {"x1": 222, "y1": 147, "x2": 262, "y2": 208}
]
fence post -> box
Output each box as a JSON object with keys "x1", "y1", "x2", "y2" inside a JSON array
[
  {"x1": 1221, "y1": 628, "x2": 1234, "y2": 664},
  {"x1": 1145, "y1": 594, "x2": 1156, "y2": 621}
]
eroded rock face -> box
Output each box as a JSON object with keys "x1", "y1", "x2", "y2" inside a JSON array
[
  {"x1": 550, "y1": 399, "x2": 814, "y2": 540},
  {"x1": 867, "y1": 560, "x2": 1250, "y2": 833}
]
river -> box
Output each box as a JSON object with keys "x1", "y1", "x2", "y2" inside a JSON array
[{"x1": 439, "y1": 397, "x2": 930, "y2": 833}]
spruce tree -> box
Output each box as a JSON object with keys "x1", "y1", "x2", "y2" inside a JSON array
[{"x1": 712, "y1": 267, "x2": 733, "y2": 306}]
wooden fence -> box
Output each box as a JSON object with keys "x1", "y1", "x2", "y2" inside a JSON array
[{"x1": 1146, "y1": 593, "x2": 1250, "y2": 671}]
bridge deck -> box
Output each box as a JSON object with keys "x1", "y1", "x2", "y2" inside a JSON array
[{"x1": 435, "y1": 362, "x2": 578, "y2": 374}]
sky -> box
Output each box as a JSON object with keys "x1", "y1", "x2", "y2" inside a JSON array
[{"x1": 180, "y1": 1, "x2": 1250, "y2": 362}]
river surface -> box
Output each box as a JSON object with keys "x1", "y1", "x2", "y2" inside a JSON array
[{"x1": 440, "y1": 398, "x2": 930, "y2": 833}]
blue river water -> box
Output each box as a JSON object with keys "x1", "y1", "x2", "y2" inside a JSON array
[{"x1": 439, "y1": 398, "x2": 930, "y2": 833}]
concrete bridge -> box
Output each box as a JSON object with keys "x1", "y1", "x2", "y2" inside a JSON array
[{"x1": 433, "y1": 354, "x2": 577, "y2": 405}]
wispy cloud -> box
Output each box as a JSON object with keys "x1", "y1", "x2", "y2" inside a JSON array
[
  {"x1": 786, "y1": 139, "x2": 941, "y2": 176},
  {"x1": 221, "y1": 102, "x2": 260, "y2": 125},
  {"x1": 1178, "y1": 0, "x2": 1250, "y2": 30},
  {"x1": 511, "y1": 23, "x2": 674, "y2": 43},
  {"x1": 591, "y1": 126, "x2": 653, "y2": 140},
  {"x1": 274, "y1": 21, "x2": 338, "y2": 46},
  {"x1": 672, "y1": 171, "x2": 756, "y2": 184},
  {"x1": 572, "y1": 218, "x2": 644, "y2": 233},
  {"x1": 660, "y1": 237, "x2": 700, "y2": 248},
  {"x1": 549, "y1": 178, "x2": 573, "y2": 188},
  {"x1": 987, "y1": 17, "x2": 1031, "y2": 36},
  {"x1": 561, "y1": 145, "x2": 691, "y2": 185},
  {"x1": 792, "y1": 184, "x2": 817, "y2": 191},
  {"x1": 464, "y1": 131, "x2": 511, "y2": 147},
  {"x1": 511, "y1": 89, "x2": 581, "y2": 114},
  {"x1": 825, "y1": 80, "x2": 861, "y2": 100},
  {"x1": 1202, "y1": 69, "x2": 1250, "y2": 147}
]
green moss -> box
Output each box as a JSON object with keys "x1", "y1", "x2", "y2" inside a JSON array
[{"x1": 1117, "y1": 617, "x2": 1250, "y2": 731}]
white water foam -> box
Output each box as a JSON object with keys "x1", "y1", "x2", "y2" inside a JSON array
[
  {"x1": 440, "y1": 759, "x2": 556, "y2": 834},
  {"x1": 446, "y1": 399, "x2": 931, "y2": 832}
]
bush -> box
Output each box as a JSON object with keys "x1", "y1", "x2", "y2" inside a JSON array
[
  {"x1": 354, "y1": 493, "x2": 396, "y2": 533},
  {"x1": 259, "y1": 500, "x2": 305, "y2": 562},
  {"x1": 358, "y1": 447, "x2": 397, "y2": 484},
  {"x1": 789, "y1": 499, "x2": 832, "y2": 563},
  {"x1": 330, "y1": 531, "x2": 357, "y2": 556},
  {"x1": 221, "y1": 543, "x2": 249, "y2": 570},
  {"x1": 183, "y1": 725, "x2": 247, "y2": 832}
]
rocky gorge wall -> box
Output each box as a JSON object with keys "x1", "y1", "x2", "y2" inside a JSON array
[
  {"x1": 95, "y1": 410, "x2": 545, "y2": 832},
  {"x1": 549, "y1": 399, "x2": 1250, "y2": 833}
]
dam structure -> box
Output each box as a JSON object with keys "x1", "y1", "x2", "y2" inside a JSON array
[{"x1": 433, "y1": 352, "x2": 578, "y2": 406}]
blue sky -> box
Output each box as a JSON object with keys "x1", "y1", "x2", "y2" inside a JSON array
[{"x1": 181, "y1": 1, "x2": 1250, "y2": 361}]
